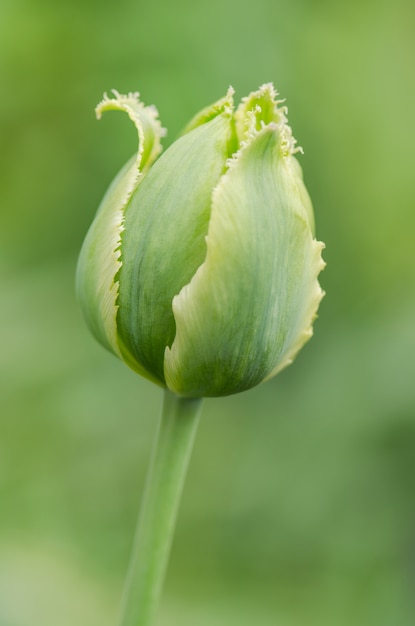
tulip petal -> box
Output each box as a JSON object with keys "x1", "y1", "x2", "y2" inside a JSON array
[
  {"x1": 182, "y1": 87, "x2": 234, "y2": 134},
  {"x1": 95, "y1": 91, "x2": 166, "y2": 174},
  {"x1": 235, "y1": 84, "x2": 315, "y2": 234},
  {"x1": 164, "y1": 124, "x2": 325, "y2": 397},
  {"x1": 117, "y1": 109, "x2": 235, "y2": 384},
  {"x1": 235, "y1": 83, "x2": 284, "y2": 142},
  {"x1": 76, "y1": 92, "x2": 165, "y2": 382}
]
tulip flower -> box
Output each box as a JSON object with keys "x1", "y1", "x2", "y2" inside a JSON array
[
  {"x1": 76, "y1": 85, "x2": 325, "y2": 626},
  {"x1": 77, "y1": 84, "x2": 325, "y2": 398}
]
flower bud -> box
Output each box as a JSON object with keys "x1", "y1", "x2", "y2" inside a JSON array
[{"x1": 76, "y1": 85, "x2": 325, "y2": 397}]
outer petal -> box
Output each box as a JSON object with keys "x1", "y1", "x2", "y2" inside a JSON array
[
  {"x1": 117, "y1": 101, "x2": 235, "y2": 384},
  {"x1": 76, "y1": 91, "x2": 165, "y2": 382},
  {"x1": 164, "y1": 124, "x2": 325, "y2": 397}
]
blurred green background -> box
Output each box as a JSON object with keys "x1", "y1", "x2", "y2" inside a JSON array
[{"x1": 1, "y1": 0, "x2": 415, "y2": 624}]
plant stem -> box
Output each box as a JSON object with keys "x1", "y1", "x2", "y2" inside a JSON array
[{"x1": 119, "y1": 389, "x2": 203, "y2": 626}]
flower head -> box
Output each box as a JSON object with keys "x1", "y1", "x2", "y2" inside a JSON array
[{"x1": 76, "y1": 85, "x2": 325, "y2": 397}]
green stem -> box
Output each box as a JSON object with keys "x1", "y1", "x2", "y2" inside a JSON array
[{"x1": 119, "y1": 389, "x2": 203, "y2": 626}]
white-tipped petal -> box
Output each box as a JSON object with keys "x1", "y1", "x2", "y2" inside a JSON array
[{"x1": 76, "y1": 92, "x2": 165, "y2": 381}]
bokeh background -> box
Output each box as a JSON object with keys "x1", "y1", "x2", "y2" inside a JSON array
[{"x1": 1, "y1": 0, "x2": 415, "y2": 624}]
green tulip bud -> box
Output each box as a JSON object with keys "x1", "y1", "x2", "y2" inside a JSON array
[{"x1": 76, "y1": 84, "x2": 325, "y2": 398}]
